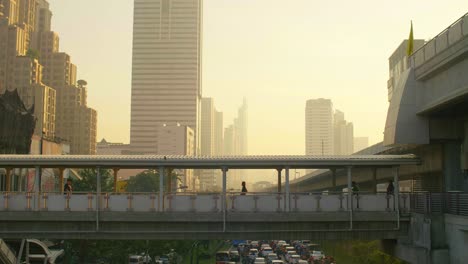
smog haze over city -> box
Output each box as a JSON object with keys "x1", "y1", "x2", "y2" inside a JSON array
[{"x1": 49, "y1": 0, "x2": 468, "y2": 155}]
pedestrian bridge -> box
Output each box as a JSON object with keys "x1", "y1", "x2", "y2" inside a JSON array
[
  {"x1": 0, "y1": 155, "x2": 419, "y2": 240},
  {"x1": 0, "y1": 191, "x2": 411, "y2": 240}
]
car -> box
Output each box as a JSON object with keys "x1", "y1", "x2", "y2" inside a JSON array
[
  {"x1": 230, "y1": 250, "x2": 240, "y2": 262},
  {"x1": 298, "y1": 260, "x2": 308, "y2": 264},
  {"x1": 277, "y1": 241, "x2": 286, "y2": 247},
  {"x1": 271, "y1": 260, "x2": 284, "y2": 264},
  {"x1": 285, "y1": 251, "x2": 297, "y2": 263},
  {"x1": 261, "y1": 244, "x2": 270, "y2": 250},
  {"x1": 249, "y1": 249, "x2": 259, "y2": 261},
  {"x1": 261, "y1": 247, "x2": 273, "y2": 256},
  {"x1": 254, "y1": 257, "x2": 266, "y2": 264},
  {"x1": 159, "y1": 254, "x2": 170, "y2": 264},
  {"x1": 289, "y1": 255, "x2": 301, "y2": 264},
  {"x1": 251, "y1": 241, "x2": 260, "y2": 248},
  {"x1": 216, "y1": 251, "x2": 231, "y2": 264},
  {"x1": 311, "y1": 251, "x2": 324, "y2": 261},
  {"x1": 129, "y1": 255, "x2": 144, "y2": 264},
  {"x1": 266, "y1": 253, "x2": 278, "y2": 264}
]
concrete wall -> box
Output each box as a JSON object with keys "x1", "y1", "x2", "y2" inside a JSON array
[
  {"x1": 445, "y1": 214, "x2": 468, "y2": 264},
  {"x1": 395, "y1": 213, "x2": 449, "y2": 264}
]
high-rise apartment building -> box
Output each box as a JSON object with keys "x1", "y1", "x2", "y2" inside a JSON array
[
  {"x1": 200, "y1": 98, "x2": 214, "y2": 156},
  {"x1": 0, "y1": 0, "x2": 55, "y2": 138},
  {"x1": 237, "y1": 98, "x2": 248, "y2": 155},
  {"x1": 305, "y1": 98, "x2": 334, "y2": 156},
  {"x1": 157, "y1": 125, "x2": 195, "y2": 190},
  {"x1": 130, "y1": 0, "x2": 203, "y2": 154},
  {"x1": 0, "y1": 0, "x2": 97, "y2": 154},
  {"x1": 333, "y1": 109, "x2": 354, "y2": 155},
  {"x1": 214, "y1": 110, "x2": 223, "y2": 156}
]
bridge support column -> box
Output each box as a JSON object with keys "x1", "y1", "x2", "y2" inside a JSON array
[
  {"x1": 347, "y1": 166, "x2": 353, "y2": 229},
  {"x1": 58, "y1": 168, "x2": 65, "y2": 193},
  {"x1": 159, "y1": 166, "x2": 164, "y2": 212},
  {"x1": 285, "y1": 167, "x2": 290, "y2": 212},
  {"x1": 331, "y1": 169, "x2": 337, "y2": 192},
  {"x1": 113, "y1": 168, "x2": 119, "y2": 192},
  {"x1": 96, "y1": 167, "x2": 101, "y2": 231},
  {"x1": 277, "y1": 168, "x2": 282, "y2": 193},
  {"x1": 5, "y1": 168, "x2": 11, "y2": 192},
  {"x1": 372, "y1": 168, "x2": 378, "y2": 193},
  {"x1": 222, "y1": 167, "x2": 228, "y2": 232},
  {"x1": 393, "y1": 167, "x2": 400, "y2": 225},
  {"x1": 34, "y1": 166, "x2": 40, "y2": 211}
]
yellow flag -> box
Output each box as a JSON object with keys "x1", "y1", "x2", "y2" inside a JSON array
[{"x1": 407, "y1": 21, "x2": 414, "y2": 56}]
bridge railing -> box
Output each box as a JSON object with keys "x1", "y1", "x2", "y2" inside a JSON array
[
  {"x1": 412, "y1": 12, "x2": 468, "y2": 68},
  {"x1": 410, "y1": 192, "x2": 468, "y2": 216},
  {"x1": 0, "y1": 191, "x2": 410, "y2": 213}
]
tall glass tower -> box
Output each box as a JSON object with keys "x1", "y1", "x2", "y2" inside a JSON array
[{"x1": 130, "y1": 0, "x2": 202, "y2": 154}]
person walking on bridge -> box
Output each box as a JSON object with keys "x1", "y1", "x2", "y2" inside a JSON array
[
  {"x1": 64, "y1": 178, "x2": 73, "y2": 195},
  {"x1": 241, "y1": 181, "x2": 248, "y2": 195},
  {"x1": 386, "y1": 180, "x2": 395, "y2": 195}
]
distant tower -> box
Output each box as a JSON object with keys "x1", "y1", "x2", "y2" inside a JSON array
[{"x1": 305, "y1": 98, "x2": 334, "y2": 156}]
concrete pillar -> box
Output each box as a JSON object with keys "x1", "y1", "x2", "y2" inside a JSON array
[
  {"x1": 159, "y1": 166, "x2": 165, "y2": 212},
  {"x1": 167, "y1": 168, "x2": 172, "y2": 193},
  {"x1": 347, "y1": 166, "x2": 352, "y2": 210},
  {"x1": 372, "y1": 168, "x2": 378, "y2": 193},
  {"x1": 285, "y1": 167, "x2": 290, "y2": 212},
  {"x1": 34, "y1": 166, "x2": 40, "y2": 193},
  {"x1": 393, "y1": 166, "x2": 400, "y2": 213},
  {"x1": 331, "y1": 169, "x2": 337, "y2": 192},
  {"x1": 59, "y1": 168, "x2": 65, "y2": 193},
  {"x1": 112, "y1": 168, "x2": 119, "y2": 192},
  {"x1": 222, "y1": 168, "x2": 228, "y2": 214},
  {"x1": 96, "y1": 168, "x2": 101, "y2": 198},
  {"x1": 347, "y1": 166, "x2": 353, "y2": 230},
  {"x1": 277, "y1": 168, "x2": 282, "y2": 193},
  {"x1": 5, "y1": 168, "x2": 11, "y2": 192},
  {"x1": 96, "y1": 167, "x2": 101, "y2": 231}
]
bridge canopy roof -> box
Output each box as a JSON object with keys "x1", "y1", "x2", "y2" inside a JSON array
[{"x1": 0, "y1": 155, "x2": 420, "y2": 169}]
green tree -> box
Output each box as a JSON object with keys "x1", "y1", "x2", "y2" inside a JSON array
[
  {"x1": 126, "y1": 169, "x2": 160, "y2": 192},
  {"x1": 73, "y1": 168, "x2": 113, "y2": 192},
  {"x1": 126, "y1": 169, "x2": 181, "y2": 193}
]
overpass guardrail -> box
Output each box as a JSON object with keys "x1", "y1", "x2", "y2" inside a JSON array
[
  {"x1": 0, "y1": 191, "x2": 407, "y2": 213},
  {"x1": 411, "y1": 192, "x2": 468, "y2": 216},
  {"x1": 411, "y1": 12, "x2": 468, "y2": 68}
]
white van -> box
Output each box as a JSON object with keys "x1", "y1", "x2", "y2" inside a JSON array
[{"x1": 129, "y1": 255, "x2": 144, "y2": 264}]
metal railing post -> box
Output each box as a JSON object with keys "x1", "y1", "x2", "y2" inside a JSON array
[
  {"x1": 285, "y1": 167, "x2": 290, "y2": 212},
  {"x1": 96, "y1": 167, "x2": 101, "y2": 231},
  {"x1": 347, "y1": 166, "x2": 353, "y2": 230},
  {"x1": 221, "y1": 167, "x2": 228, "y2": 232},
  {"x1": 159, "y1": 166, "x2": 164, "y2": 212}
]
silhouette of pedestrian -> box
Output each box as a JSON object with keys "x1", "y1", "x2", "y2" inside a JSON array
[
  {"x1": 387, "y1": 180, "x2": 394, "y2": 195},
  {"x1": 241, "y1": 181, "x2": 248, "y2": 195},
  {"x1": 64, "y1": 179, "x2": 72, "y2": 195}
]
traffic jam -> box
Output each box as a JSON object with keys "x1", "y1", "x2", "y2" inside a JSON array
[{"x1": 216, "y1": 240, "x2": 336, "y2": 264}]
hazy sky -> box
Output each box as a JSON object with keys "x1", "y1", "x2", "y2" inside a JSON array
[{"x1": 48, "y1": 0, "x2": 468, "y2": 155}]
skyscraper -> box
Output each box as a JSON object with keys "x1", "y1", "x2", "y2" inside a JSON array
[
  {"x1": 0, "y1": 0, "x2": 97, "y2": 154},
  {"x1": 334, "y1": 109, "x2": 354, "y2": 155},
  {"x1": 130, "y1": 0, "x2": 203, "y2": 154},
  {"x1": 305, "y1": 98, "x2": 334, "y2": 156},
  {"x1": 200, "y1": 97, "x2": 214, "y2": 156}
]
